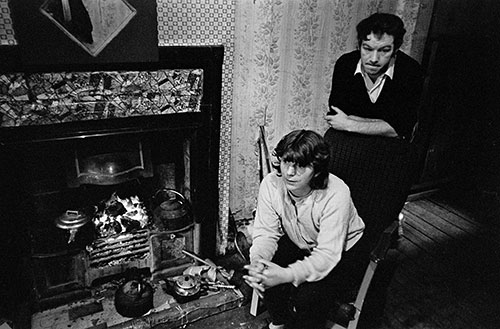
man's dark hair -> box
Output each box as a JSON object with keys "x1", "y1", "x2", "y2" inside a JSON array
[
  {"x1": 272, "y1": 129, "x2": 330, "y2": 189},
  {"x1": 356, "y1": 13, "x2": 406, "y2": 50}
]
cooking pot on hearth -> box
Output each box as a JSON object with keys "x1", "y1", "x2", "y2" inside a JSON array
[
  {"x1": 114, "y1": 279, "x2": 154, "y2": 318},
  {"x1": 152, "y1": 189, "x2": 193, "y2": 231}
]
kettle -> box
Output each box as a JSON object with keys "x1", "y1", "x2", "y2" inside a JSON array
[
  {"x1": 152, "y1": 189, "x2": 193, "y2": 231},
  {"x1": 173, "y1": 274, "x2": 201, "y2": 297},
  {"x1": 54, "y1": 208, "x2": 94, "y2": 244},
  {"x1": 164, "y1": 274, "x2": 202, "y2": 304}
]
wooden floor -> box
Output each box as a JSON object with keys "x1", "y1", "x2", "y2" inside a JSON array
[
  {"x1": 185, "y1": 186, "x2": 500, "y2": 329},
  {"x1": 384, "y1": 188, "x2": 500, "y2": 329}
]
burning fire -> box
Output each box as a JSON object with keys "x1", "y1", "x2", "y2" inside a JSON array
[{"x1": 93, "y1": 192, "x2": 149, "y2": 238}]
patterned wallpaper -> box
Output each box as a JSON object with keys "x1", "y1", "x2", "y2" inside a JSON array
[{"x1": 0, "y1": 0, "x2": 236, "y2": 254}]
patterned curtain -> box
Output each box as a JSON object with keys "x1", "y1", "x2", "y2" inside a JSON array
[{"x1": 230, "y1": 0, "x2": 435, "y2": 220}]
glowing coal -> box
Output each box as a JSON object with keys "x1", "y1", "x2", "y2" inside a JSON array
[{"x1": 93, "y1": 192, "x2": 149, "y2": 238}]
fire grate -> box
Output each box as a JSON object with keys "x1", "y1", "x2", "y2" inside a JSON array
[
  {"x1": 86, "y1": 229, "x2": 150, "y2": 268},
  {"x1": 84, "y1": 229, "x2": 151, "y2": 286}
]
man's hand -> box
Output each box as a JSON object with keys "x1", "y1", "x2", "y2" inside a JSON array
[
  {"x1": 324, "y1": 105, "x2": 399, "y2": 137},
  {"x1": 243, "y1": 259, "x2": 293, "y2": 297},
  {"x1": 324, "y1": 106, "x2": 352, "y2": 131}
]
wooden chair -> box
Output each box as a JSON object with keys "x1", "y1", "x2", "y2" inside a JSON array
[{"x1": 323, "y1": 128, "x2": 418, "y2": 329}]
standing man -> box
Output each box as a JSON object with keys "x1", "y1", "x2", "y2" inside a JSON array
[
  {"x1": 324, "y1": 13, "x2": 424, "y2": 141},
  {"x1": 323, "y1": 13, "x2": 425, "y2": 328}
]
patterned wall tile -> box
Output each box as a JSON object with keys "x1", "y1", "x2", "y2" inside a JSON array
[
  {"x1": 156, "y1": 0, "x2": 236, "y2": 254},
  {"x1": 0, "y1": 0, "x2": 16, "y2": 45},
  {"x1": 0, "y1": 69, "x2": 203, "y2": 127}
]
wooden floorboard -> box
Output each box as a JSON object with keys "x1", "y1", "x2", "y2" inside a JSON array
[
  {"x1": 399, "y1": 218, "x2": 443, "y2": 257},
  {"x1": 186, "y1": 188, "x2": 500, "y2": 329},
  {"x1": 403, "y1": 211, "x2": 454, "y2": 249},
  {"x1": 404, "y1": 200, "x2": 480, "y2": 237},
  {"x1": 428, "y1": 191, "x2": 500, "y2": 239}
]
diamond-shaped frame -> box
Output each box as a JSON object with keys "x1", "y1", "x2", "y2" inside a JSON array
[{"x1": 39, "y1": 0, "x2": 136, "y2": 57}]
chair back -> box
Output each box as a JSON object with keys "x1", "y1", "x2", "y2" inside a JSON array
[{"x1": 323, "y1": 129, "x2": 417, "y2": 248}]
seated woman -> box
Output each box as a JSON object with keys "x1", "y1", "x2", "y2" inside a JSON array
[{"x1": 243, "y1": 129, "x2": 365, "y2": 329}]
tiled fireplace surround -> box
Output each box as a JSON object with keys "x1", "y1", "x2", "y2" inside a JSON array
[{"x1": 0, "y1": 46, "x2": 224, "y2": 314}]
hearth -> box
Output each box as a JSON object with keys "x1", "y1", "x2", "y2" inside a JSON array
[{"x1": 0, "y1": 46, "x2": 224, "y2": 317}]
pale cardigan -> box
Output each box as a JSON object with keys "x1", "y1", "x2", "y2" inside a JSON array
[{"x1": 250, "y1": 172, "x2": 365, "y2": 286}]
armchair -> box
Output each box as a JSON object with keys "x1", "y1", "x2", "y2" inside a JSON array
[{"x1": 323, "y1": 128, "x2": 418, "y2": 329}]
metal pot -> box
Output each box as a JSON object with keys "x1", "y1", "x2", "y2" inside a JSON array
[
  {"x1": 152, "y1": 189, "x2": 192, "y2": 231},
  {"x1": 114, "y1": 279, "x2": 154, "y2": 318},
  {"x1": 55, "y1": 210, "x2": 90, "y2": 230}
]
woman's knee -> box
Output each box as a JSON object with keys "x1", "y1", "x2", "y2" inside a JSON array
[{"x1": 290, "y1": 283, "x2": 331, "y2": 315}]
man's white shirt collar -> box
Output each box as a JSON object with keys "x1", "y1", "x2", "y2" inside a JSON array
[{"x1": 355, "y1": 56, "x2": 396, "y2": 103}]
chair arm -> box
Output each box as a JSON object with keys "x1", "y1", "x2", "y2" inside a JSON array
[
  {"x1": 369, "y1": 220, "x2": 399, "y2": 264},
  {"x1": 330, "y1": 221, "x2": 399, "y2": 329}
]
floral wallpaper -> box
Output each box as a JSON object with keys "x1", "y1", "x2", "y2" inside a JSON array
[
  {"x1": 231, "y1": 0, "x2": 435, "y2": 220},
  {"x1": 0, "y1": 0, "x2": 434, "y2": 254}
]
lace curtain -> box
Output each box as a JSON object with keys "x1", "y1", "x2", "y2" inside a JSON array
[{"x1": 229, "y1": 0, "x2": 435, "y2": 220}]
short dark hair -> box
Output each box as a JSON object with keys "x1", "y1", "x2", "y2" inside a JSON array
[
  {"x1": 356, "y1": 13, "x2": 406, "y2": 50},
  {"x1": 272, "y1": 130, "x2": 330, "y2": 189}
]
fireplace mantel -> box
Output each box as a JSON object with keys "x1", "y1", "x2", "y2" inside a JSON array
[
  {"x1": 0, "y1": 46, "x2": 223, "y2": 145},
  {"x1": 0, "y1": 112, "x2": 207, "y2": 145}
]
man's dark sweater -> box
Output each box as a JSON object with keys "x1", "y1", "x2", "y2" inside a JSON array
[{"x1": 328, "y1": 50, "x2": 424, "y2": 140}]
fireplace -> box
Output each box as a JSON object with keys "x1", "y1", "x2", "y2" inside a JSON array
[{"x1": 0, "y1": 46, "x2": 224, "y2": 314}]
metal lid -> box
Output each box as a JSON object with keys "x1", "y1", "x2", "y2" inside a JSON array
[{"x1": 54, "y1": 210, "x2": 90, "y2": 230}]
